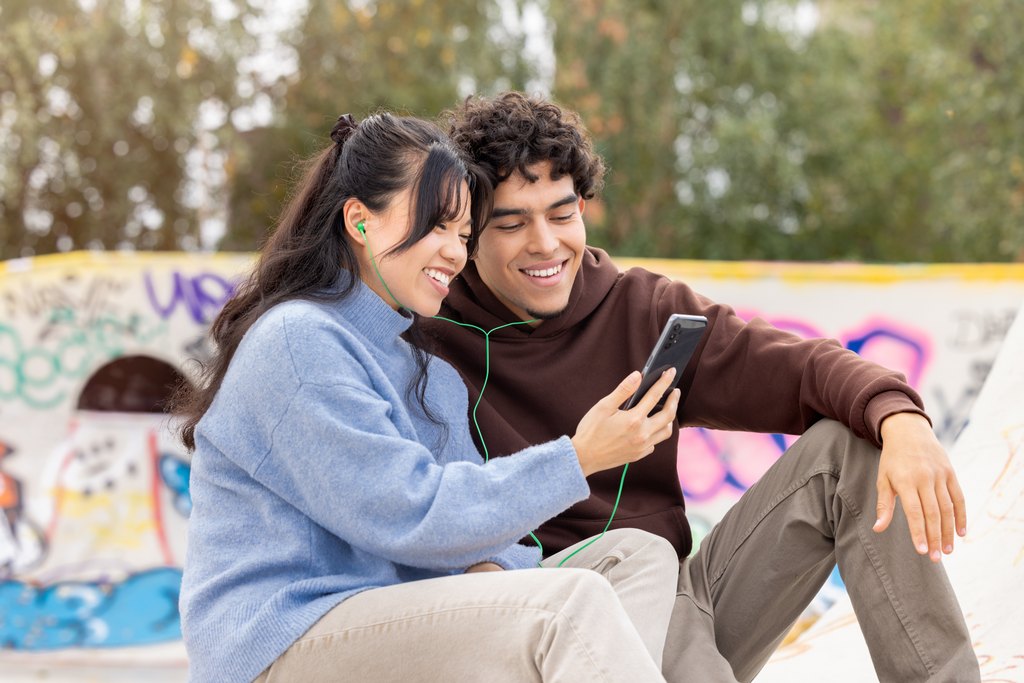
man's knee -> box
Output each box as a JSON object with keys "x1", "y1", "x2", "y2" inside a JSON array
[
  {"x1": 802, "y1": 418, "x2": 855, "y2": 444},
  {"x1": 798, "y1": 419, "x2": 877, "y2": 459},
  {"x1": 786, "y1": 418, "x2": 880, "y2": 491}
]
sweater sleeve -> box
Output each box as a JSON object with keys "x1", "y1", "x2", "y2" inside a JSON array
[
  {"x1": 246, "y1": 379, "x2": 589, "y2": 572},
  {"x1": 652, "y1": 278, "x2": 928, "y2": 447},
  {"x1": 483, "y1": 543, "x2": 544, "y2": 570}
]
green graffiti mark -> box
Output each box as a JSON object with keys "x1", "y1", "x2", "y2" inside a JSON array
[{"x1": 0, "y1": 308, "x2": 168, "y2": 409}]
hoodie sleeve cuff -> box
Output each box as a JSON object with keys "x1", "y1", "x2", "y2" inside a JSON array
[{"x1": 864, "y1": 390, "x2": 931, "y2": 446}]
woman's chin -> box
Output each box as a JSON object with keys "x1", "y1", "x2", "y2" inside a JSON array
[{"x1": 410, "y1": 301, "x2": 442, "y2": 318}]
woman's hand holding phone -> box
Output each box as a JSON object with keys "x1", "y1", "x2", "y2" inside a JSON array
[{"x1": 571, "y1": 369, "x2": 681, "y2": 477}]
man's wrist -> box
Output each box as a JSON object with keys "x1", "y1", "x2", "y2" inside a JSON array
[{"x1": 879, "y1": 411, "x2": 930, "y2": 442}]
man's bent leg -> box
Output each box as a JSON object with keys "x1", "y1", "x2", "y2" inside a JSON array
[{"x1": 663, "y1": 419, "x2": 978, "y2": 683}]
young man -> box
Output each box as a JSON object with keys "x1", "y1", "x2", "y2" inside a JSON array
[{"x1": 420, "y1": 92, "x2": 980, "y2": 682}]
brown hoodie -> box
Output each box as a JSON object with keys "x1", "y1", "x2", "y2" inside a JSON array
[{"x1": 421, "y1": 248, "x2": 926, "y2": 558}]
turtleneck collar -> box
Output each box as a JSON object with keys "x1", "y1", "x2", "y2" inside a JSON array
[{"x1": 331, "y1": 271, "x2": 415, "y2": 347}]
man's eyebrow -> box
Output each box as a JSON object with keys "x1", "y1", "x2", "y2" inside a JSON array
[{"x1": 489, "y1": 194, "x2": 578, "y2": 219}]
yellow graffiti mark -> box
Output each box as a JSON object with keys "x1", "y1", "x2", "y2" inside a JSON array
[
  {"x1": 5, "y1": 252, "x2": 1023, "y2": 286},
  {"x1": 53, "y1": 489, "x2": 157, "y2": 550},
  {"x1": 0, "y1": 249, "x2": 254, "y2": 278},
  {"x1": 770, "y1": 611, "x2": 861, "y2": 660},
  {"x1": 615, "y1": 258, "x2": 1024, "y2": 285},
  {"x1": 997, "y1": 424, "x2": 1024, "y2": 568}
]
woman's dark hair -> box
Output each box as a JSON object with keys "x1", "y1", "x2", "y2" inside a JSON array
[
  {"x1": 174, "y1": 112, "x2": 490, "y2": 451},
  {"x1": 444, "y1": 91, "x2": 606, "y2": 200}
]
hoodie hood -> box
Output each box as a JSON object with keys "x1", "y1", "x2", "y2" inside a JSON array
[{"x1": 440, "y1": 247, "x2": 621, "y2": 339}]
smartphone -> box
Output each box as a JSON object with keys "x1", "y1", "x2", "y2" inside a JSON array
[{"x1": 623, "y1": 313, "x2": 708, "y2": 412}]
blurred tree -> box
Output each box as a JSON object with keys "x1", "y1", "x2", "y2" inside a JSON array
[
  {"x1": 221, "y1": 0, "x2": 539, "y2": 250},
  {"x1": 3, "y1": 1, "x2": 1021, "y2": 262},
  {"x1": 0, "y1": 0, "x2": 258, "y2": 258},
  {"x1": 548, "y1": 0, "x2": 809, "y2": 259},
  {"x1": 549, "y1": 0, "x2": 1024, "y2": 261}
]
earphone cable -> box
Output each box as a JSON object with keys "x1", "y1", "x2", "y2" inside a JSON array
[
  {"x1": 431, "y1": 315, "x2": 631, "y2": 567},
  {"x1": 360, "y1": 231, "x2": 630, "y2": 567}
]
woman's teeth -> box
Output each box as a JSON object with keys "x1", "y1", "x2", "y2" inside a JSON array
[{"x1": 424, "y1": 268, "x2": 450, "y2": 286}]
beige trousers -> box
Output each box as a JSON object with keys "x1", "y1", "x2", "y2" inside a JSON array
[
  {"x1": 664, "y1": 419, "x2": 980, "y2": 683},
  {"x1": 254, "y1": 528, "x2": 679, "y2": 682}
]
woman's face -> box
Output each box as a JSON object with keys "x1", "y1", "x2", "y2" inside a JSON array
[{"x1": 357, "y1": 182, "x2": 472, "y2": 317}]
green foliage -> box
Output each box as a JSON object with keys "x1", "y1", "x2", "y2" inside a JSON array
[
  {"x1": 548, "y1": 0, "x2": 1023, "y2": 261},
  {"x1": 221, "y1": 0, "x2": 537, "y2": 250},
  {"x1": 0, "y1": 0, "x2": 257, "y2": 259},
  {"x1": 2, "y1": 0, "x2": 1022, "y2": 261}
]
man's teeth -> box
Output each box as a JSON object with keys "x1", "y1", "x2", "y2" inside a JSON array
[
  {"x1": 424, "y1": 268, "x2": 450, "y2": 286},
  {"x1": 523, "y1": 264, "x2": 562, "y2": 278}
]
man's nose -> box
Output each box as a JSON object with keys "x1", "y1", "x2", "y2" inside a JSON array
[{"x1": 526, "y1": 221, "x2": 559, "y2": 254}]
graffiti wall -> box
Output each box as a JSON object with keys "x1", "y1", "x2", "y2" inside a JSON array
[
  {"x1": 755, "y1": 298, "x2": 1024, "y2": 683},
  {"x1": 1, "y1": 252, "x2": 1023, "y2": 675},
  {"x1": 0, "y1": 251, "x2": 251, "y2": 671}
]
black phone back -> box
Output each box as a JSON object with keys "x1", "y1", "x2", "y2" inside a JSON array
[{"x1": 624, "y1": 313, "x2": 708, "y2": 412}]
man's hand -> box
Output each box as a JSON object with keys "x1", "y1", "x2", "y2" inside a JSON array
[
  {"x1": 874, "y1": 412, "x2": 967, "y2": 562},
  {"x1": 465, "y1": 562, "x2": 504, "y2": 573}
]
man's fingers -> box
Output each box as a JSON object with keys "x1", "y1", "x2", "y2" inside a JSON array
[
  {"x1": 949, "y1": 476, "x2": 968, "y2": 538},
  {"x1": 937, "y1": 481, "x2": 956, "y2": 555},
  {"x1": 918, "y1": 485, "x2": 943, "y2": 562},
  {"x1": 900, "y1": 492, "x2": 929, "y2": 556},
  {"x1": 874, "y1": 478, "x2": 896, "y2": 533}
]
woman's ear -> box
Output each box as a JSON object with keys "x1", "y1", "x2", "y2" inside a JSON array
[{"x1": 342, "y1": 198, "x2": 369, "y2": 243}]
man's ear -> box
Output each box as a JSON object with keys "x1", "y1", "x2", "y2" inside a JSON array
[
  {"x1": 342, "y1": 197, "x2": 369, "y2": 243},
  {"x1": 577, "y1": 196, "x2": 586, "y2": 216}
]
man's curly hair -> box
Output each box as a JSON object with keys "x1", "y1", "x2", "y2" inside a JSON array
[{"x1": 444, "y1": 92, "x2": 606, "y2": 200}]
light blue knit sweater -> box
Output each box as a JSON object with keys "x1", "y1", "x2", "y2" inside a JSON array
[{"x1": 179, "y1": 277, "x2": 590, "y2": 683}]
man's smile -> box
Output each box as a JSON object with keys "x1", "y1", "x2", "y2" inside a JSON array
[{"x1": 521, "y1": 260, "x2": 567, "y2": 281}]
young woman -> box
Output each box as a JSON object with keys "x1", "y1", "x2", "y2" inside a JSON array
[{"x1": 176, "y1": 112, "x2": 682, "y2": 682}]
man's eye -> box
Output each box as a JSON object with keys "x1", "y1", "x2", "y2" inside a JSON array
[
  {"x1": 553, "y1": 213, "x2": 574, "y2": 221},
  {"x1": 492, "y1": 223, "x2": 522, "y2": 231}
]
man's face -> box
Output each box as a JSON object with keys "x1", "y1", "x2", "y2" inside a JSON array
[{"x1": 473, "y1": 162, "x2": 586, "y2": 323}]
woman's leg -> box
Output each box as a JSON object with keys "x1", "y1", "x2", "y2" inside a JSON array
[
  {"x1": 255, "y1": 566, "x2": 666, "y2": 682},
  {"x1": 543, "y1": 528, "x2": 680, "y2": 668}
]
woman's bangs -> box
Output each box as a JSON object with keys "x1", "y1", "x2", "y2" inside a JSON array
[{"x1": 407, "y1": 146, "x2": 469, "y2": 242}]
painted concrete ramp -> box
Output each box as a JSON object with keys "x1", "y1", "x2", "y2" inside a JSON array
[
  {"x1": 2, "y1": 253, "x2": 1022, "y2": 679},
  {"x1": 755, "y1": 300, "x2": 1024, "y2": 682}
]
